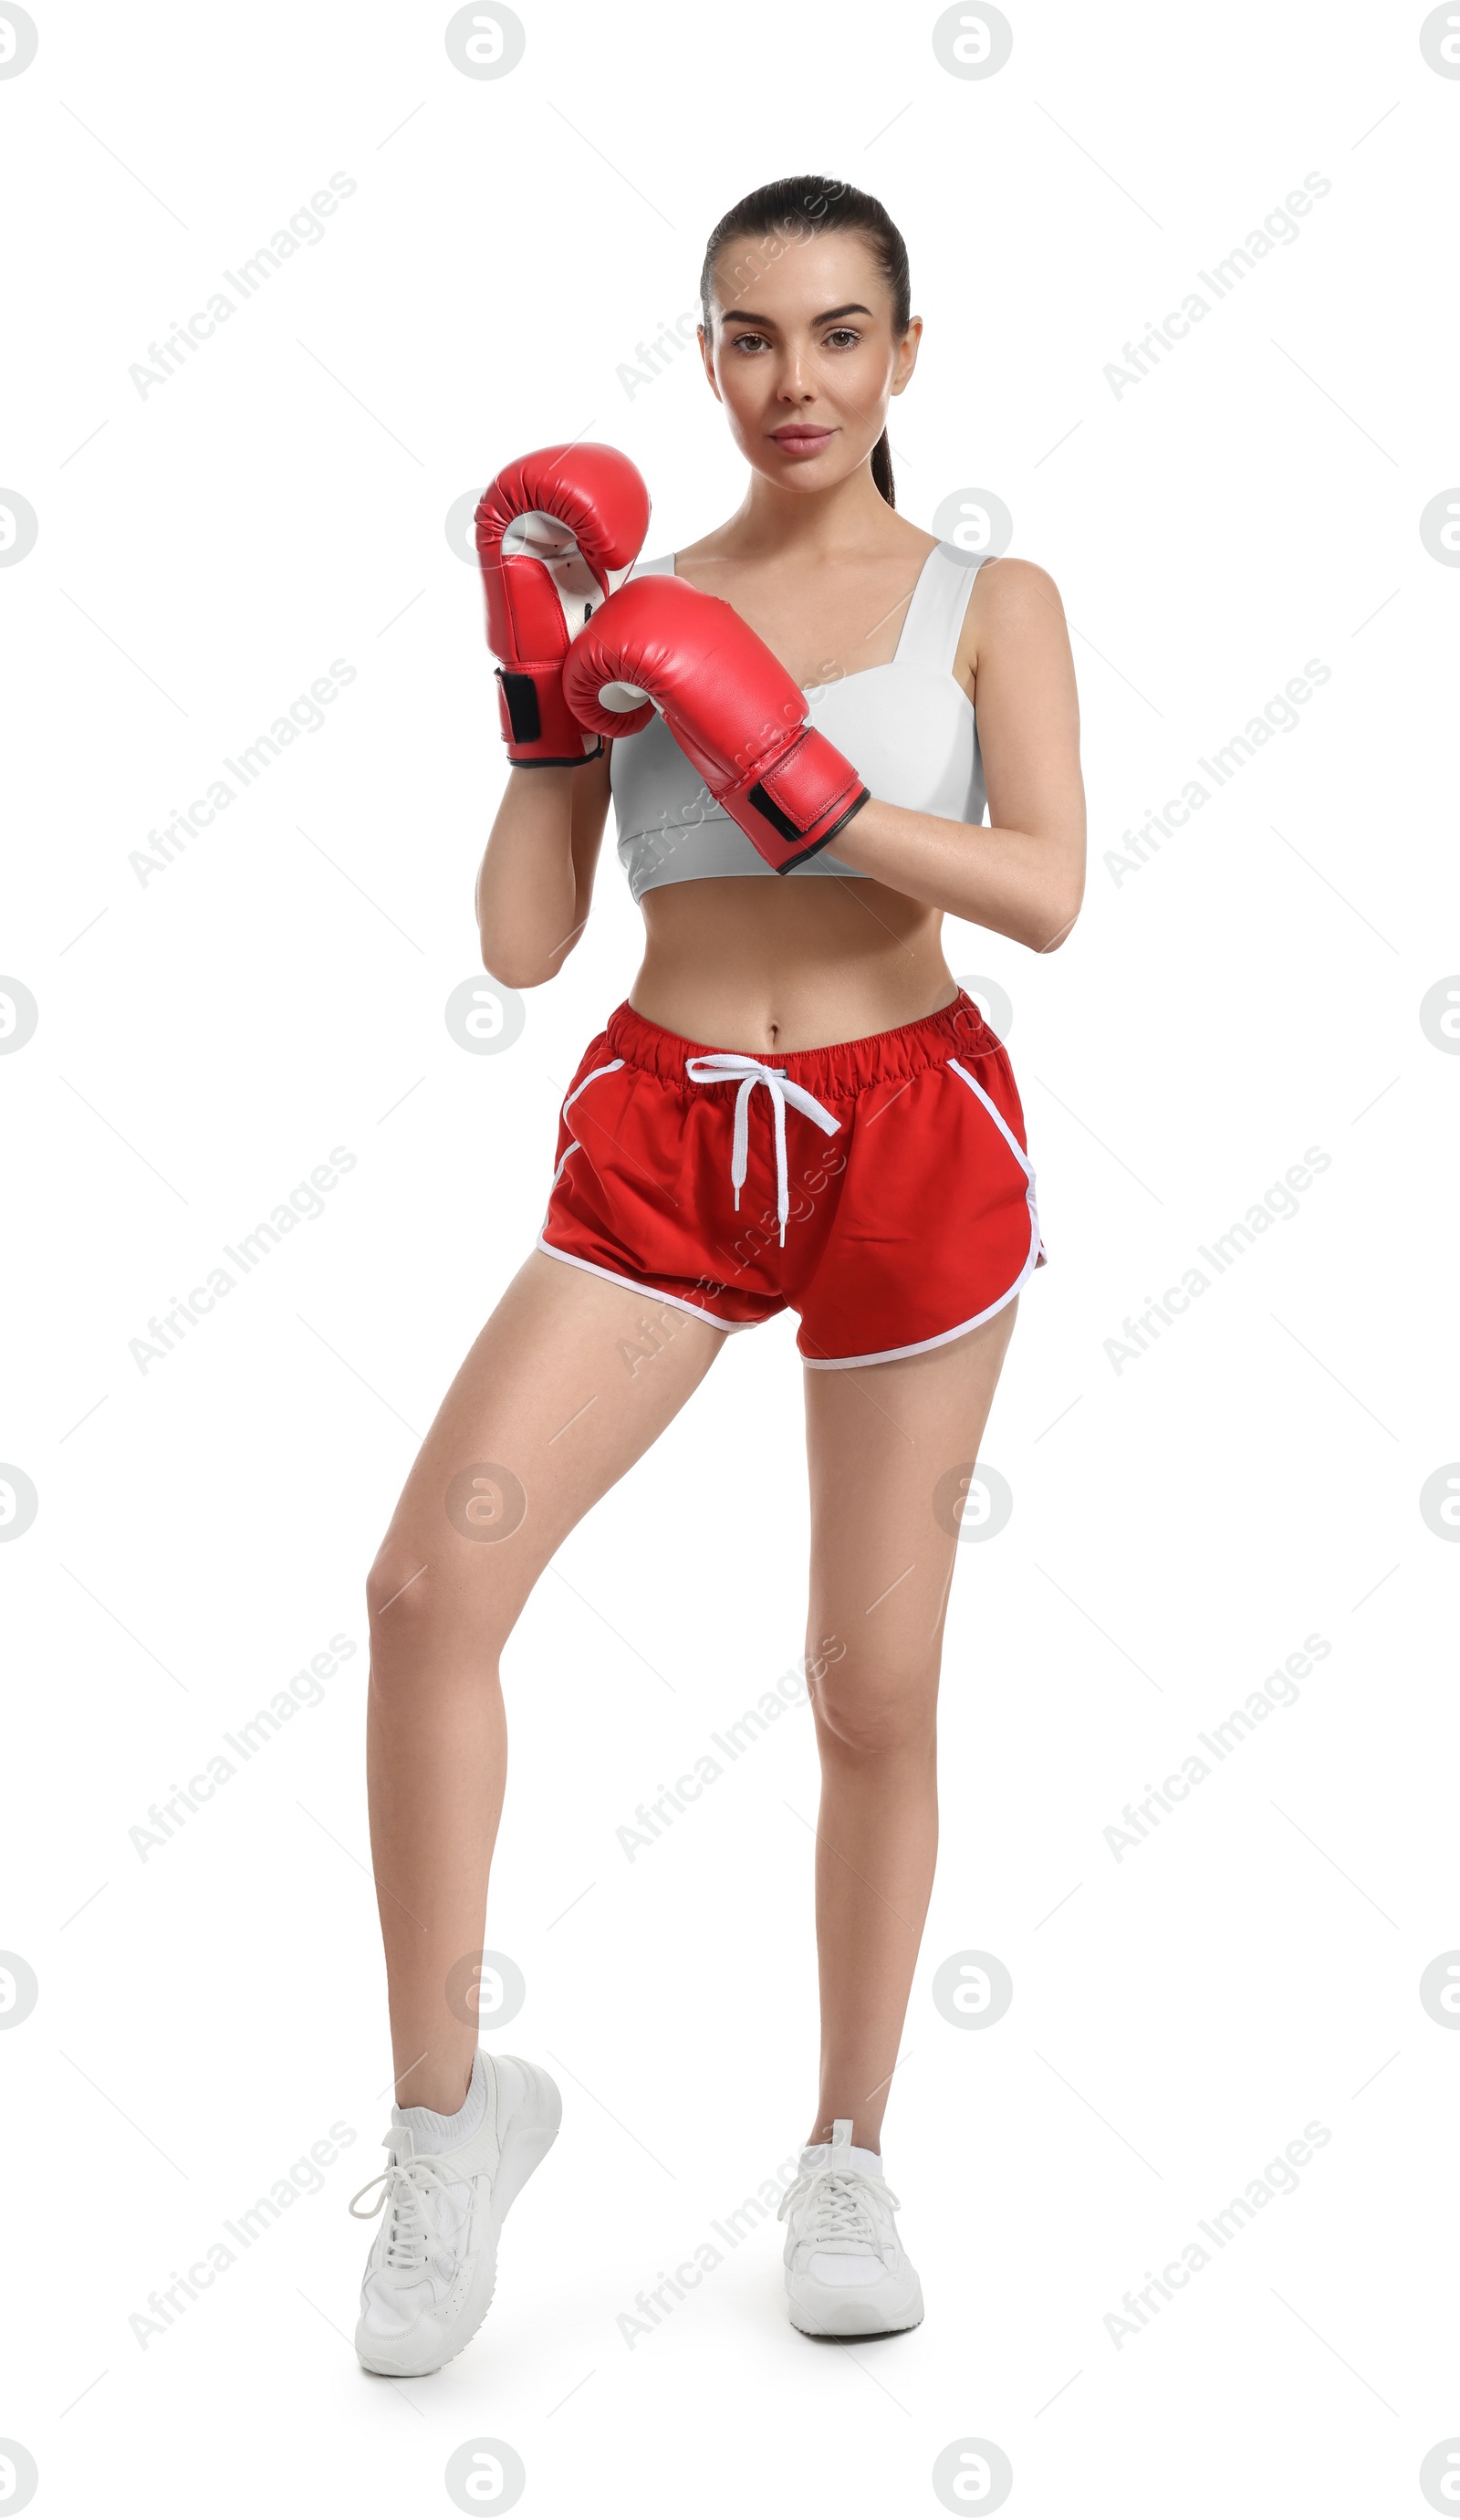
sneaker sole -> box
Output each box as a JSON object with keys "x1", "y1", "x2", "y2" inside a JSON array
[{"x1": 787, "y1": 2278, "x2": 924, "y2": 2338}]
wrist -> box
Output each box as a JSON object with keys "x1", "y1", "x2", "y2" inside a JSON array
[
  {"x1": 821, "y1": 790, "x2": 889, "y2": 861},
  {"x1": 506, "y1": 761, "x2": 578, "y2": 790}
]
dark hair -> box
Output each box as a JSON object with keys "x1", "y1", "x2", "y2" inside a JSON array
[{"x1": 699, "y1": 175, "x2": 912, "y2": 509}]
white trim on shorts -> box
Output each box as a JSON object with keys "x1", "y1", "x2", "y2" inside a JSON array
[
  {"x1": 560, "y1": 1057, "x2": 625, "y2": 1115},
  {"x1": 800, "y1": 1053, "x2": 1043, "y2": 1371},
  {"x1": 542, "y1": 1055, "x2": 749, "y2": 1332},
  {"x1": 534, "y1": 1236, "x2": 750, "y2": 1333},
  {"x1": 798, "y1": 1237, "x2": 1041, "y2": 1369},
  {"x1": 547, "y1": 1061, "x2": 626, "y2": 1199}
]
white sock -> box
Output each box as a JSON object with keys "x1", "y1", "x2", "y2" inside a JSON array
[
  {"x1": 799, "y1": 2134, "x2": 883, "y2": 2176},
  {"x1": 394, "y1": 2050, "x2": 486, "y2": 2150}
]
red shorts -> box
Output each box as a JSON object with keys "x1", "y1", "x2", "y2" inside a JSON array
[{"x1": 537, "y1": 991, "x2": 1045, "y2": 1368}]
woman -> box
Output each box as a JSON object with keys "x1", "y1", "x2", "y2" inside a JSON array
[{"x1": 349, "y1": 174, "x2": 1085, "y2": 2374}]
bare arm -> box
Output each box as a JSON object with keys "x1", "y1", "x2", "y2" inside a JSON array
[
  {"x1": 474, "y1": 750, "x2": 614, "y2": 987},
  {"x1": 829, "y1": 558, "x2": 1086, "y2": 953}
]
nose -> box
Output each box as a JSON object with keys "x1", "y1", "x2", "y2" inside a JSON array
[{"x1": 776, "y1": 350, "x2": 818, "y2": 404}]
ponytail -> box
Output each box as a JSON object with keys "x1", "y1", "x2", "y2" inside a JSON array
[{"x1": 871, "y1": 431, "x2": 896, "y2": 510}]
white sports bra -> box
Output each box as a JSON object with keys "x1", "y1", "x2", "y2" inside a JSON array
[{"x1": 610, "y1": 542, "x2": 990, "y2": 899}]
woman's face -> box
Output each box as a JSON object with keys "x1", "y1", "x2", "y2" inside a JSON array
[{"x1": 699, "y1": 229, "x2": 920, "y2": 493}]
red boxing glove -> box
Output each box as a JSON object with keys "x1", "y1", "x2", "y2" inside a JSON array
[
  {"x1": 562, "y1": 575, "x2": 870, "y2": 873},
  {"x1": 475, "y1": 445, "x2": 651, "y2": 766}
]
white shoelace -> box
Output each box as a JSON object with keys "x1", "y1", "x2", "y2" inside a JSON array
[
  {"x1": 777, "y1": 2161, "x2": 901, "y2": 2249},
  {"x1": 683, "y1": 1052, "x2": 840, "y2": 1245},
  {"x1": 349, "y1": 2153, "x2": 463, "y2": 2277}
]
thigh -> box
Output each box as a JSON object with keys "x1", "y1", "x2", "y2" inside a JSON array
[
  {"x1": 802, "y1": 1302, "x2": 1019, "y2": 1705},
  {"x1": 370, "y1": 1251, "x2": 729, "y2": 1637}
]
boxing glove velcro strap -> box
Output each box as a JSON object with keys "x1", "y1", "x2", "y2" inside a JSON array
[
  {"x1": 743, "y1": 727, "x2": 870, "y2": 872},
  {"x1": 494, "y1": 665, "x2": 603, "y2": 766},
  {"x1": 495, "y1": 667, "x2": 541, "y2": 744}
]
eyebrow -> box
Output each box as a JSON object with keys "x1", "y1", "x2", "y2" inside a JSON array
[{"x1": 717, "y1": 302, "x2": 874, "y2": 329}]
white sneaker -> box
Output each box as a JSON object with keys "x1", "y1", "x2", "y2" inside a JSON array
[
  {"x1": 350, "y1": 2051, "x2": 560, "y2": 2376},
  {"x1": 778, "y1": 2118, "x2": 923, "y2": 2337}
]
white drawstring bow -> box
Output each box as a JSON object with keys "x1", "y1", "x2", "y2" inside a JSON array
[{"x1": 683, "y1": 1052, "x2": 841, "y2": 1245}]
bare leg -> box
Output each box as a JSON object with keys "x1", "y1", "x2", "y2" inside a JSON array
[
  {"x1": 800, "y1": 1300, "x2": 1018, "y2": 2151},
  {"x1": 365, "y1": 1252, "x2": 725, "y2": 2111}
]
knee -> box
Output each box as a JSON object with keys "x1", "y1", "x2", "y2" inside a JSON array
[
  {"x1": 365, "y1": 1542, "x2": 432, "y2": 1639},
  {"x1": 365, "y1": 1536, "x2": 515, "y2": 1668},
  {"x1": 811, "y1": 1655, "x2": 938, "y2": 1759}
]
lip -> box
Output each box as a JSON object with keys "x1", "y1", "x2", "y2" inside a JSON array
[{"x1": 769, "y1": 424, "x2": 837, "y2": 455}]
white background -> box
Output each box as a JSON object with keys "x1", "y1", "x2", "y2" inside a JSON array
[{"x1": 3, "y1": 1, "x2": 1458, "y2": 2513}]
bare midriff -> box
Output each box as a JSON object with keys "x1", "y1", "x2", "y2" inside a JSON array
[{"x1": 630, "y1": 871, "x2": 958, "y2": 1055}]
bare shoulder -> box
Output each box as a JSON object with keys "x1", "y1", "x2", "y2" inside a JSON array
[
  {"x1": 958, "y1": 555, "x2": 1070, "y2": 684},
  {"x1": 969, "y1": 554, "x2": 1067, "y2": 627},
  {"x1": 894, "y1": 520, "x2": 941, "y2": 563}
]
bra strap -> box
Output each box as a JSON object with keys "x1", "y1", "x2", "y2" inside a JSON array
[{"x1": 895, "y1": 543, "x2": 989, "y2": 674}]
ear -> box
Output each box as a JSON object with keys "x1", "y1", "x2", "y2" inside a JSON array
[
  {"x1": 890, "y1": 314, "x2": 923, "y2": 399},
  {"x1": 697, "y1": 322, "x2": 724, "y2": 405}
]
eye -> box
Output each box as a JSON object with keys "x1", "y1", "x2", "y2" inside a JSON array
[
  {"x1": 824, "y1": 328, "x2": 862, "y2": 350},
  {"x1": 730, "y1": 330, "x2": 770, "y2": 354}
]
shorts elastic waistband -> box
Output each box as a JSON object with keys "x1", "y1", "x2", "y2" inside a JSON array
[{"x1": 601, "y1": 990, "x2": 1000, "y2": 1099}]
